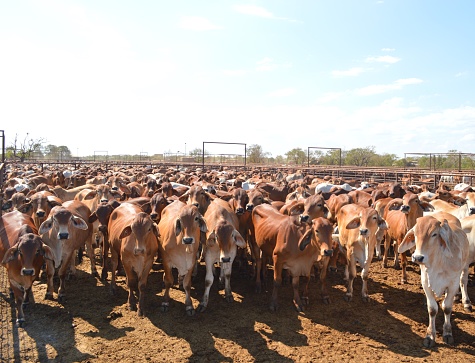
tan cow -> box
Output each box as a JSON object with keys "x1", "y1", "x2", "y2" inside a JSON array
[
  {"x1": 336, "y1": 203, "x2": 387, "y2": 302},
  {"x1": 108, "y1": 203, "x2": 159, "y2": 316},
  {"x1": 399, "y1": 212, "x2": 470, "y2": 347},
  {"x1": 198, "y1": 198, "x2": 246, "y2": 312},
  {"x1": 39, "y1": 200, "x2": 93, "y2": 301},
  {"x1": 158, "y1": 201, "x2": 207, "y2": 316}
]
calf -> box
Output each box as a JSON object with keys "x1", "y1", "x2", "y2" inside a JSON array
[
  {"x1": 336, "y1": 203, "x2": 387, "y2": 302},
  {"x1": 399, "y1": 212, "x2": 470, "y2": 347},
  {"x1": 158, "y1": 201, "x2": 207, "y2": 316},
  {"x1": 108, "y1": 203, "x2": 159, "y2": 316},
  {"x1": 198, "y1": 198, "x2": 246, "y2": 312},
  {"x1": 2, "y1": 231, "x2": 54, "y2": 326}
]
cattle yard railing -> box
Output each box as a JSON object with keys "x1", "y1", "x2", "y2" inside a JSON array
[{"x1": 3, "y1": 160, "x2": 475, "y2": 190}]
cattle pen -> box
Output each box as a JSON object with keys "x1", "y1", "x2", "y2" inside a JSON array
[{"x1": 1, "y1": 160, "x2": 475, "y2": 362}]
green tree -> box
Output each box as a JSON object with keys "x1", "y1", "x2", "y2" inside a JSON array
[
  {"x1": 247, "y1": 144, "x2": 270, "y2": 164},
  {"x1": 344, "y1": 146, "x2": 377, "y2": 166},
  {"x1": 285, "y1": 148, "x2": 306, "y2": 165}
]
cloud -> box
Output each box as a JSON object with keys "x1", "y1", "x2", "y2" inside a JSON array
[
  {"x1": 178, "y1": 16, "x2": 222, "y2": 31},
  {"x1": 317, "y1": 91, "x2": 348, "y2": 103},
  {"x1": 268, "y1": 88, "x2": 296, "y2": 98},
  {"x1": 256, "y1": 57, "x2": 291, "y2": 72},
  {"x1": 365, "y1": 55, "x2": 401, "y2": 64},
  {"x1": 221, "y1": 69, "x2": 248, "y2": 77},
  {"x1": 381, "y1": 48, "x2": 395, "y2": 52},
  {"x1": 233, "y1": 4, "x2": 295, "y2": 21},
  {"x1": 331, "y1": 67, "x2": 366, "y2": 77},
  {"x1": 356, "y1": 78, "x2": 423, "y2": 96},
  {"x1": 455, "y1": 71, "x2": 468, "y2": 77}
]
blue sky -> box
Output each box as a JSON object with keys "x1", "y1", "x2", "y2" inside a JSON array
[{"x1": 1, "y1": 0, "x2": 474, "y2": 158}]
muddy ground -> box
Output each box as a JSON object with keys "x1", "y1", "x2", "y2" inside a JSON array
[{"x1": 1, "y1": 250, "x2": 475, "y2": 363}]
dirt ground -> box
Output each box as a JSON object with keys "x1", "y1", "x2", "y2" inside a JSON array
[{"x1": 1, "y1": 250, "x2": 475, "y2": 363}]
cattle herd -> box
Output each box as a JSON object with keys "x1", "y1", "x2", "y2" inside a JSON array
[{"x1": 0, "y1": 162, "x2": 474, "y2": 349}]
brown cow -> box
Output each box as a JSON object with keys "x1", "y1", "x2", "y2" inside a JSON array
[
  {"x1": 108, "y1": 203, "x2": 159, "y2": 316},
  {"x1": 253, "y1": 205, "x2": 334, "y2": 311},
  {"x1": 158, "y1": 201, "x2": 207, "y2": 316},
  {"x1": 198, "y1": 198, "x2": 246, "y2": 312},
  {"x1": 2, "y1": 231, "x2": 54, "y2": 326},
  {"x1": 39, "y1": 200, "x2": 93, "y2": 301},
  {"x1": 17, "y1": 190, "x2": 63, "y2": 230}
]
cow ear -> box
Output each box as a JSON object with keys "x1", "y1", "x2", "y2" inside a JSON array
[
  {"x1": 72, "y1": 215, "x2": 89, "y2": 230},
  {"x1": 298, "y1": 229, "x2": 313, "y2": 251},
  {"x1": 378, "y1": 218, "x2": 388, "y2": 230},
  {"x1": 439, "y1": 220, "x2": 453, "y2": 257},
  {"x1": 289, "y1": 202, "x2": 304, "y2": 216},
  {"x1": 1, "y1": 245, "x2": 19, "y2": 265},
  {"x1": 419, "y1": 201, "x2": 434, "y2": 212},
  {"x1": 17, "y1": 203, "x2": 32, "y2": 214},
  {"x1": 39, "y1": 218, "x2": 54, "y2": 235},
  {"x1": 198, "y1": 216, "x2": 208, "y2": 233},
  {"x1": 88, "y1": 212, "x2": 98, "y2": 223},
  {"x1": 119, "y1": 226, "x2": 132, "y2": 239},
  {"x1": 178, "y1": 193, "x2": 189, "y2": 203},
  {"x1": 175, "y1": 219, "x2": 182, "y2": 236},
  {"x1": 2, "y1": 200, "x2": 12, "y2": 210},
  {"x1": 41, "y1": 244, "x2": 55, "y2": 261},
  {"x1": 110, "y1": 200, "x2": 121, "y2": 209},
  {"x1": 346, "y1": 216, "x2": 361, "y2": 230},
  {"x1": 398, "y1": 228, "x2": 415, "y2": 253},
  {"x1": 232, "y1": 230, "x2": 247, "y2": 249},
  {"x1": 388, "y1": 198, "x2": 403, "y2": 211},
  {"x1": 84, "y1": 190, "x2": 97, "y2": 200},
  {"x1": 206, "y1": 231, "x2": 216, "y2": 247},
  {"x1": 141, "y1": 202, "x2": 152, "y2": 214}
]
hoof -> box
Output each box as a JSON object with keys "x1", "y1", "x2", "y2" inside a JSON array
[
  {"x1": 225, "y1": 295, "x2": 234, "y2": 303},
  {"x1": 197, "y1": 303, "x2": 207, "y2": 313},
  {"x1": 58, "y1": 294, "x2": 65, "y2": 303},
  {"x1": 443, "y1": 334, "x2": 454, "y2": 345},
  {"x1": 16, "y1": 318, "x2": 25, "y2": 327},
  {"x1": 44, "y1": 292, "x2": 54, "y2": 300},
  {"x1": 362, "y1": 296, "x2": 370, "y2": 303},
  {"x1": 322, "y1": 296, "x2": 330, "y2": 305},
  {"x1": 129, "y1": 304, "x2": 137, "y2": 312},
  {"x1": 137, "y1": 309, "x2": 144, "y2": 317},
  {"x1": 100, "y1": 271, "x2": 108, "y2": 281},
  {"x1": 160, "y1": 303, "x2": 169, "y2": 313},
  {"x1": 92, "y1": 270, "x2": 99, "y2": 278},
  {"x1": 464, "y1": 304, "x2": 473, "y2": 312},
  {"x1": 269, "y1": 303, "x2": 278, "y2": 312},
  {"x1": 255, "y1": 285, "x2": 262, "y2": 294},
  {"x1": 423, "y1": 337, "x2": 436, "y2": 348},
  {"x1": 344, "y1": 294, "x2": 352, "y2": 302},
  {"x1": 186, "y1": 307, "x2": 195, "y2": 317}
]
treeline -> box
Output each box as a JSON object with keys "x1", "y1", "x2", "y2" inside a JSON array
[{"x1": 4, "y1": 134, "x2": 475, "y2": 170}]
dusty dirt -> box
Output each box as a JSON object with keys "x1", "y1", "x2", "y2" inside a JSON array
[{"x1": 1, "y1": 250, "x2": 475, "y2": 363}]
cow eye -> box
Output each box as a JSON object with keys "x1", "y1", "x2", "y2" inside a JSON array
[{"x1": 431, "y1": 233, "x2": 438, "y2": 237}]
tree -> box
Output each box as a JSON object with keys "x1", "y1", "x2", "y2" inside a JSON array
[
  {"x1": 247, "y1": 144, "x2": 270, "y2": 164},
  {"x1": 7, "y1": 133, "x2": 45, "y2": 162},
  {"x1": 285, "y1": 148, "x2": 306, "y2": 165},
  {"x1": 344, "y1": 146, "x2": 377, "y2": 166}
]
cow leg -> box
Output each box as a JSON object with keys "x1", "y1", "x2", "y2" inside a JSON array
[
  {"x1": 460, "y1": 265, "x2": 473, "y2": 312},
  {"x1": 125, "y1": 266, "x2": 138, "y2": 312},
  {"x1": 222, "y1": 262, "x2": 234, "y2": 303},
  {"x1": 344, "y1": 254, "x2": 356, "y2": 302},
  {"x1": 100, "y1": 234, "x2": 110, "y2": 281},
  {"x1": 161, "y1": 263, "x2": 174, "y2": 313},
  {"x1": 198, "y1": 259, "x2": 215, "y2": 312},
  {"x1": 382, "y1": 232, "x2": 390, "y2": 268},
  {"x1": 85, "y1": 240, "x2": 98, "y2": 278},
  {"x1": 44, "y1": 259, "x2": 55, "y2": 300},
  {"x1": 110, "y1": 248, "x2": 120, "y2": 295},
  {"x1": 182, "y1": 270, "x2": 195, "y2": 316},
  {"x1": 291, "y1": 275, "x2": 304, "y2": 312},
  {"x1": 300, "y1": 275, "x2": 310, "y2": 309},
  {"x1": 252, "y1": 245, "x2": 263, "y2": 293},
  {"x1": 137, "y1": 259, "x2": 154, "y2": 317},
  {"x1": 442, "y1": 286, "x2": 457, "y2": 346},
  {"x1": 11, "y1": 285, "x2": 25, "y2": 327},
  {"x1": 57, "y1": 265, "x2": 69, "y2": 302},
  {"x1": 400, "y1": 248, "x2": 408, "y2": 284},
  {"x1": 319, "y1": 257, "x2": 331, "y2": 304},
  {"x1": 421, "y1": 271, "x2": 437, "y2": 348},
  {"x1": 360, "y1": 246, "x2": 374, "y2": 302},
  {"x1": 270, "y1": 260, "x2": 283, "y2": 312}
]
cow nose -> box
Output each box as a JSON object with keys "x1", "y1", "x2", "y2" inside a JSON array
[
  {"x1": 300, "y1": 215, "x2": 309, "y2": 223},
  {"x1": 246, "y1": 204, "x2": 254, "y2": 211},
  {"x1": 100, "y1": 198, "x2": 108, "y2": 203},
  {"x1": 236, "y1": 208, "x2": 244, "y2": 215},
  {"x1": 182, "y1": 237, "x2": 194, "y2": 245},
  {"x1": 221, "y1": 257, "x2": 231, "y2": 263},
  {"x1": 324, "y1": 249, "x2": 333, "y2": 257},
  {"x1": 21, "y1": 268, "x2": 35, "y2": 276},
  {"x1": 98, "y1": 226, "x2": 108, "y2": 234},
  {"x1": 401, "y1": 205, "x2": 410, "y2": 213},
  {"x1": 112, "y1": 187, "x2": 118, "y2": 191},
  {"x1": 36, "y1": 211, "x2": 45, "y2": 217},
  {"x1": 359, "y1": 229, "x2": 369, "y2": 236},
  {"x1": 192, "y1": 203, "x2": 199, "y2": 208},
  {"x1": 150, "y1": 213, "x2": 158, "y2": 221},
  {"x1": 58, "y1": 233, "x2": 69, "y2": 240},
  {"x1": 470, "y1": 208, "x2": 475, "y2": 215},
  {"x1": 134, "y1": 247, "x2": 145, "y2": 255},
  {"x1": 412, "y1": 254, "x2": 424, "y2": 263}
]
